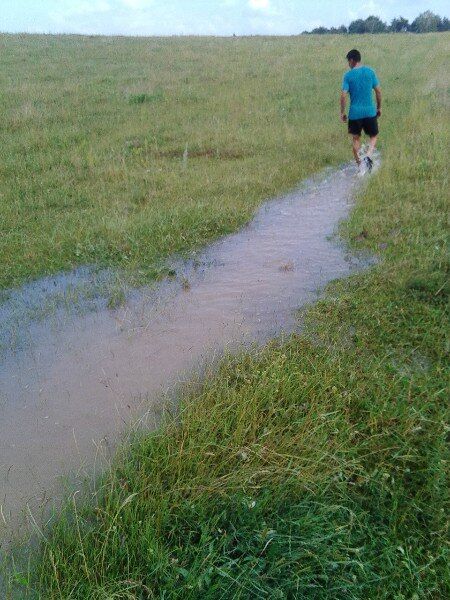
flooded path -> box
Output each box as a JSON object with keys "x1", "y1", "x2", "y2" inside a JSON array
[{"x1": 0, "y1": 163, "x2": 368, "y2": 544}]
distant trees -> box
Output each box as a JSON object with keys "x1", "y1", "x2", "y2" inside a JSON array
[
  {"x1": 310, "y1": 26, "x2": 330, "y2": 35},
  {"x1": 439, "y1": 17, "x2": 450, "y2": 31},
  {"x1": 410, "y1": 11, "x2": 442, "y2": 33},
  {"x1": 347, "y1": 19, "x2": 366, "y2": 34},
  {"x1": 304, "y1": 11, "x2": 449, "y2": 35},
  {"x1": 310, "y1": 25, "x2": 347, "y2": 34},
  {"x1": 390, "y1": 17, "x2": 409, "y2": 32},
  {"x1": 347, "y1": 15, "x2": 391, "y2": 34},
  {"x1": 364, "y1": 16, "x2": 387, "y2": 33}
]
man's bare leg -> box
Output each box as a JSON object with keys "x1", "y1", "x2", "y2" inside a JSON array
[
  {"x1": 351, "y1": 134, "x2": 361, "y2": 165},
  {"x1": 366, "y1": 135, "x2": 378, "y2": 158}
]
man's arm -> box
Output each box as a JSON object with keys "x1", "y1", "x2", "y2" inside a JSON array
[
  {"x1": 374, "y1": 85, "x2": 382, "y2": 117},
  {"x1": 340, "y1": 91, "x2": 348, "y2": 122}
]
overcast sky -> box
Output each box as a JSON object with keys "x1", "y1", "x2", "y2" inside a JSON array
[{"x1": 1, "y1": 1, "x2": 448, "y2": 36}]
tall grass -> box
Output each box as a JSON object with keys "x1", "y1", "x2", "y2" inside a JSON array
[{"x1": 2, "y1": 33, "x2": 449, "y2": 598}]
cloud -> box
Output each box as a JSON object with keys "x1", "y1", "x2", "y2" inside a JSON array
[
  {"x1": 48, "y1": 0, "x2": 114, "y2": 34},
  {"x1": 10, "y1": 0, "x2": 445, "y2": 37},
  {"x1": 249, "y1": 0, "x2": 270, "y2": 11},
  {"x1": 120, "y1": 0, "x2": 154, "y2": 8},
  {"x1": 50, "y1": 0, "x2": 112, "y2": 19},
  {"x1": 348, "y1": 1, "x2": 388, "y2": 20}
]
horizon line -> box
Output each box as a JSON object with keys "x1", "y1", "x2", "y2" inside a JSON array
[{"x1": 2, "y1": 30, "x2": 447, "y2": 38}]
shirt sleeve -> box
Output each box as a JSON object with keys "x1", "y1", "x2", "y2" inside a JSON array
[
  {"x1": 372, "y1": 70, "x2": 380, "y2": 88},
  {"x1": 342, "y1": 73, "x2": 349, "y2": 92}
]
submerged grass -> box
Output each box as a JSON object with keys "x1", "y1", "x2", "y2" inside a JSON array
[{"x1": 2, "y1": 33, "x2": 449, "y2": 598}]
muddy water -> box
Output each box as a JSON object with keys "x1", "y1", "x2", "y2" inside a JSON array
[{"x1": 0, "y1": 164, "x2": 367, "y2": 544}]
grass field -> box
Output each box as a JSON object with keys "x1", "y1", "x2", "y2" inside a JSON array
[
  {"x1": 2, "y1": 33, "x2": 449, "y2": 598},
  {"x1": 0, "y1": 32, "x2": 444, "y2": 291}
]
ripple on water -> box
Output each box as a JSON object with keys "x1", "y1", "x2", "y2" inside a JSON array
[{"x1": 0, "y1": 163, "x2": 375, "y2": 545}]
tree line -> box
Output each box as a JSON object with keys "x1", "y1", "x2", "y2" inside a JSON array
[{"x1": 303, "y1": 11, "x2": 449, "y2": 35}]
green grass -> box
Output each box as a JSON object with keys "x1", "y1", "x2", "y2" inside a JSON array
[
  {"x1": 0, "y1": 32, "x2": 444, "y2": 290},
  {"x1": 2, "y1": 33, "x2": 449, "y2": 598}
]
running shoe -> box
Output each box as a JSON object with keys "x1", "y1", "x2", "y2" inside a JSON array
[{"x1": 364, "y1": 156, "x2": 373, "y2": 172}]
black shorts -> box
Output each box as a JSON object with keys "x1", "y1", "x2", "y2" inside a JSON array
[{"x1": 348, "y1": 116, "x2": 379, "y2": 137}]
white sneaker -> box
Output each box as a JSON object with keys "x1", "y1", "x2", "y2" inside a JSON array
[{"x1": 358, "y1": 161, "x2": 367, "y2": 176}]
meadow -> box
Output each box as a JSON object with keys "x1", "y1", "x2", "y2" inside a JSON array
[
  {"x1": 1, "y1": 32, "x2": 353, "y2": 291},
  {"x1": 0, "y1": 32, "x2": 432, "y2": 291},
  {"x1": 2, "y1": 33, "x2": 449, "y2": 598}
]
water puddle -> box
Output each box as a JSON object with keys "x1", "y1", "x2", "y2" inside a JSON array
[{"x1": 0, "y1": 163, "x2": 371, "y2": 545}]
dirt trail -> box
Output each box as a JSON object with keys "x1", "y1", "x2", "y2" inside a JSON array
[{"x1": 0, "y1": 163, "x2": 369, "y2": 545}]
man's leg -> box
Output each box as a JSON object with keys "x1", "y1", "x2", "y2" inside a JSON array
[
  {"x1": 351, "y1": 135, "x2": 362, "y2": 165},
  {"x1": 367, "y1": 135, "x2": 378, "y2": 158}
]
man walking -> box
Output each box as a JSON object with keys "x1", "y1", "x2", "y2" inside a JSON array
[{"x1": 340, "y1": 49, "x2": 382, "y2": 173}]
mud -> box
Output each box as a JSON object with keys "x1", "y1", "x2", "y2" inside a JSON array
[{"x1": 0, "y1": 163, "x2": 371, "y2": 545}]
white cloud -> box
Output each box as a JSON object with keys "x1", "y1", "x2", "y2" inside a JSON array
[
  {"x1": 16, "y1": 0, "x2": 440, "y2": 37},
  {"x1": 348, "y1": 1, "x2": 388, "y2": 20},
  {"x1": 249, "y1": 0, "x2": 270, "y2": 11},
  {"x1": 52, "y1": 1, "x2": 112, "y2": 18},
  {"x1": 120, "y1": 0, "x2": 154, "y2": 8},
  {"x1": 48, "y1": 0, "x2": 114, "y2": 33}
]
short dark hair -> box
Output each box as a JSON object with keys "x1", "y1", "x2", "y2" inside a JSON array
[{"x1": 346, "y1": 49, "x2": 361, "y2": 62}]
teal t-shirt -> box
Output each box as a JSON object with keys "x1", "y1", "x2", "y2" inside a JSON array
[{"x1": 342, "y1": 66, "x2": 380, "y2": 120}]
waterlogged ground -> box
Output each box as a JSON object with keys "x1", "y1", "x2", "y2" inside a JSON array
[{"x1": 0, "y1": 164, "x2": 372, "y2": 545}]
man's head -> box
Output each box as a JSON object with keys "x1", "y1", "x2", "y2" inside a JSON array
[{"x1": 346, "y1": 49, "x2": 361, "y2": 68}]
